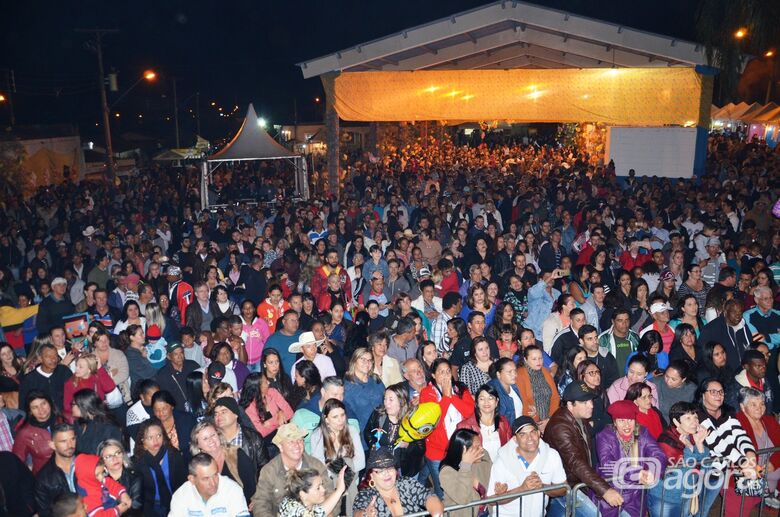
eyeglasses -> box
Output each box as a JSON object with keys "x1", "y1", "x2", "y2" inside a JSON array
[
  {"x1": 706, "y1": 389, "x2": 725, "y2": 396},
  {"x1": 585, "y1": 371, "x2": 601, "y2": 377},
  {"x1": 102, "y1": 451, "x2": 123, "y2": 461}
]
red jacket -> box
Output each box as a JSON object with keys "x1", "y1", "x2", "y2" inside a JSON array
[
  {"x1": 736, "y1": 411, "x2": 780, "y2": 468},
  {"x1": 256, "y1": 299, "x2": 290, "y2": 334},
  {"x1": 12, "y1": 422, "x2": 57, "y2": 474},
  {"x1": 438, "y1": 271, "x2": 460, "y2": 297},
  {"x1": 311, "y1": 265, "x2": 352, "y2": 303},
  {"x1": 63, "y1": 368, "x2": 116, "y2": 422},
  {"x1": 420, "y1": 383, "x2": 475, "y2": 461},
  {"x1": 172, "y1": 280, "x2": 194, "y2": 326},
  {"x1": 619, "y1": 252, "x2": 652, "y2": 271},
  {"x1": 75, "y1": 454, "x2": 127, "y2": 517},
  {"x1": 456, "y1": 413, "x2": 512, "y2": 447}
]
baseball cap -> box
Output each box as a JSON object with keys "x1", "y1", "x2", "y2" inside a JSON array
[
  {"x1": 165, "y1": 341, "x2": 182, "y2": 354},
  {"x1": 207, "y1": 362, "x2": 226, "y2": 387},
  {"x1": 272, "y1": 423, "x2": 309, "y2": 446},
  {"x1": 511, "y1": 416, "x2": 539, "y2": 434},
  {"x1": 562, "y1": 381, "x2": 599, "y2": 402},
  {"x1": 418, "y1": 267, "x2": 431, "y2": 277},
  {"x1": 649, "y1": 302, "x2": 671, "y2": 315},
  {"x1": 166, "y1": 265, "x2": 182, "y2": 276},
  {"x1": 706, "y1": 237, "x2": 721, "y2": 247},
  {"x1": 659, "y1": 270, "x2": 675, "y2": 282},
  {"x1": 51, "y1": 277, "x2": 67, "y2": 287}
]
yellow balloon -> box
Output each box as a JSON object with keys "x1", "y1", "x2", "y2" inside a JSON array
[{"x1": 395, "y1": 402, "x2": 441, "y2": 444}]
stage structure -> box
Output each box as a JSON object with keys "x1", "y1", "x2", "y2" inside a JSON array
[
  {"x1": 298, "y1": 0, "x2": 715, "y2": 193},
  {"x1": 203, "y1": 104, "x2": 309, "y2": 208}
]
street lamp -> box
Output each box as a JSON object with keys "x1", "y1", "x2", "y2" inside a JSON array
[
  {"x1": 109, "y1": 69, "x2": 156, "y2": 108},
  {"x1": 0, "y1": 94, "x2": 5, "y2": 102},
  {"x1": 735, "y1": 28, "x2": 747, "y2": 39},
  {"x1": 258, "y1": 117, "x2": 267, "y2": 128},
  {"x1": 766, "y1": 50, "x2": 775, "y2": 58}
]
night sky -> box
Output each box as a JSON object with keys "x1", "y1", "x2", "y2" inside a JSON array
[{"x1": 2, "y1": 0, "x2": 698, "y2": 147}]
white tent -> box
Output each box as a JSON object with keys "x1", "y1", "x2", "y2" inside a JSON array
[{"x1": 203, "y1": 104, "x2": 309, "y2": 207}]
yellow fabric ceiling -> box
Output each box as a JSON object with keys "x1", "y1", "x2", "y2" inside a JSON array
[{"x1": 329, "y1": 68, "x2": 709, "y2": 126}]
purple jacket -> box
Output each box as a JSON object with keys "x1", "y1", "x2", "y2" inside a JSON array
[{"x1": 594, "y1": 426, "x2": 667, "y2": 517}]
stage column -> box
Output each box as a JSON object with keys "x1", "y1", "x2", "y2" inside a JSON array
[{"x1": 321, "y1": 72, "x2": 340, "y2": 198}]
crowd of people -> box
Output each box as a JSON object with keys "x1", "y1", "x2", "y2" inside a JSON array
[{"x1": 0, "y1": 130, "x2": 777, "y2": 517}]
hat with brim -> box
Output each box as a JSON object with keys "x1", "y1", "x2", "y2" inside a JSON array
[
  {"x1": 562, "y1": 381, "x2": 599, "y2": 402},
  {"x1": 649, "y1": 302, "x2": 671, "y2": 315},
  {"x1": 207, "y1": 362, "x2": 226, "y2": 387},
  {"x1": 272, "y1": 423, "x2": 309, "y2": 446},
  {"x1": 288, "y1": 331, "x2": 324, "y2": 354},
  {"x1": 511, "y1": 416, "x2": 539, "y2": 434},
  {"x1": 165, "y1": 341, "x2": 182, "y2": 354},
  {"x1": 366, "y1": 447, "x2": 396, "y2": 470},
  {"x1": 82, "y1": 226, "x2": 96, "y2": 237}
]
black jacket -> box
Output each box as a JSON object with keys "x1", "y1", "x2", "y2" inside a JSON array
[
  {"x1": 116, "y1": 466, "x2": 144, "y2": 515},
  {"x1": 75, "y1": 420, "x2": 124, "y2": 455},
  {"x1": 34, "y1": 456, "x2": 73, "y2": 517},
  {"x1": 19, "y1": 366, "x2": 73, "y2": 412},
  {"x1": 36, "y1": 295, "x2": 75, "y2": 334},
  {"x1": 0, "y1": 451, "x2": 36, "y2": 516},
  {"x1": 136, "y1": 447, "x2": 187, "y2": 517},
  {"x1": 154, "y1": 360, "x2": 200, "y2": 410},
  {"x1": 237, "y1": 424, "x2": 269, "y2": 476},
  {"x1": 697, "y1": 316, "x2": 752, "y2": 375}
]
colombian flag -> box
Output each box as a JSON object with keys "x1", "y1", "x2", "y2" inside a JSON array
[{"x1": 0, "y1": 305, "x2": 38, "y2": 352}]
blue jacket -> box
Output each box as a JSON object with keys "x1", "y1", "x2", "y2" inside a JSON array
[
  {"x1": 743, "y1": 306, "x2": 780, "y2": 349},
  {"x1": 524, "y1": 280, "x2": 560, "y2": 339},
  {"x1": 488, "y1": 378, "x2": 523, "y2": 424},
  {"x1": 344, "y1": 376, "x2": 386, "y2": 449}
]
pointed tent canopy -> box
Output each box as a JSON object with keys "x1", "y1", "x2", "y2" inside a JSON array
[{"x1": 207, "y1": 104, "x2": 297, "y2": 162}]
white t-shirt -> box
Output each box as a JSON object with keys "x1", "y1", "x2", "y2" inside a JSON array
[
  {"x1": 508, "y1": 388, "x2": 524, "y2": 420},
  {"x1": 488, "y1": 439, "x2": 567, "y2": 517},
  {"x1": 169, "y1": 475, "x2": 249, "y2": 517}
]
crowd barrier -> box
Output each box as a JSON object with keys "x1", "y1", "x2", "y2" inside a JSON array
[
  {"x1": 401, "y1": 483, "x2": 570, "y2": 517},
  {"x1": 401, "y1": 447, "x2": 780, "y2": 517}
]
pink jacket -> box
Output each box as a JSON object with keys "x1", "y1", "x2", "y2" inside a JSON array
[
  {"x1": 246, "y1": 387, "x2": 294, "y2": 437},
  {"x1": 242, "y1": 317, "x2": 270, "y2": 365}
]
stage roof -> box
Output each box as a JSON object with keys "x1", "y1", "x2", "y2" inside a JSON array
[
  {"x1": 298, "y1": 1, "x2": 709, "y2": 79},
  {"x1": 208, "y1": 104, "x2": 297, "y2": 162}
]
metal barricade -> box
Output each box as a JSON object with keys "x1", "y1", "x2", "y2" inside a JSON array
[
  {"x1": 566, "y1": 446, "x2": 780, "y2": 517},
  {"x1": 401, "y1": 483, "x2": 570, "y2": 517},
  {"x1": 400, "y1": 446, "x2": 780, "y2": 517}
]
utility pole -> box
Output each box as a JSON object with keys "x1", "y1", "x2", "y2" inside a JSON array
[
  {"x1": 77, "y1": 29, "x2": 118, "y2": 180},
  {"x1": 4, "y1": 70, "x2": 16, "y2": 127},
  {"x1": 173, "y1": 77, "x2": 180, "y2": 148},
  {"x1": 195, "y1": 91, "x2": 201, "y2": 135}
]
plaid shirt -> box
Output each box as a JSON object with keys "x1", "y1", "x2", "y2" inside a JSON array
[
  {"x1": 227, "y1": 427, "x2": 243, "y2": 448},
  {"x1": 0, "y1": 412, "x2": 13, "y2": 452}
]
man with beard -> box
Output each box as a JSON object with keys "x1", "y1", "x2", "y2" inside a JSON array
[
  {"x1": 311, "y1": 249, "x2": 352, "y2": 304},
  {"x1": 34, "y1": 423, "x2": 78, "y2": 517}
]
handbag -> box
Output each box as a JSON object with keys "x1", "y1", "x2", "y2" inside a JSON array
[
  {"x1": 734, "y1": 474, "x2": 767, "y2": 497},
  {"x1": 105, "y1": 386, "x2": 125, "y2": 408}
]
